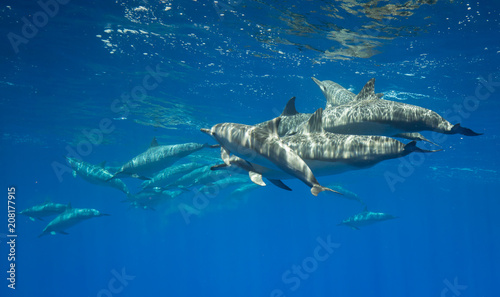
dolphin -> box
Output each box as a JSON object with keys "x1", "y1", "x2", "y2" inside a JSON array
[
  {"x1": 311, "y1": 77, "x2": 362, "y2": 108},
  {"x1": 311, "y1": 77, "x2": 451, "y2": 143},
  {"x1": 282, "y1": 108, "x2": 441, "y2": 176},
  {"x1": 140, "y1": 162, "x2": 205, "y2": 189},
  {"x1": 126, "y1": 188, "x2": 183, "y2": 210},
  {"x1": 337, "y1": 206, "x2": 398, "y2": 230},
  {"x1": 166, "y1": 164, "x2": 231, "y2": 189},
  {"x1": 257, "y1": 96, "x2": 437, "y2": 145},
  {"x1": 66, "y1": 157, "x2": 130, "y2": 195},
  {"x1": 19, "y1": 200, "x2": 70, "y2": 221},
  {"x1": 213, "y1": 109, "x2": 439, "y2": 192},
  {"x1": 320, "y1": 79, "x2": 482, "y2": 136},
  {"x1": 109, "y1": 137, "x2": 219, "y2": 180},
  {"x1": 38, "y1": 205, "x2": 109, "y2": 237},
  {"x1": 201, "y1": 118, "x2": 341, "y2": 196}
]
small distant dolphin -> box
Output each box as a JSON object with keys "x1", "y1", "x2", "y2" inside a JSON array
[
  {"x1": 109, "y1": 137, "x2": 219, "y2": 180},
  {"x1": 19, "y1": 201, "x2": 70, "y2": 221},
  {"x1": 201, "y1": 119, "x2": 340, "y2": 196},
  {"x1": 337, "y1": 206, "x2": 398, "y2": 230},
  {"x1": 66, "y1": 157, "x2": 130, "y2": 195},
  {"x1": 126, "y1": 188, "x2": 183, "y2": 210},
  {"x1": 38, "y1": 205, "x2": 109, "y2": 237},
  {"x1": 321, "y1": 79, "x2": 482, "y2": 136},
  {"x1": 140, "y1": 162, "x2": 205, "y2": 189}
]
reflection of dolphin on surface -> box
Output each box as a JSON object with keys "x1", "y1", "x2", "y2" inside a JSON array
[
  {"x1": 337, "y1": 206, "x2": 398, "y2": 230},
  {"x1": 38, "y1": 205, "x2": 109, "y2": 237},
  {"x1": 319, "y1": 79, "x2": 482, "y2": 137},
  {"x1": 66, "y1": 157, "x2": 130, "y2": 195},
  {"x1": 201, "y1": 119, "x2": 340, "y2": 196},
  {"x1": 108, "y1": 137, "x2": 219, "y2": 181}
]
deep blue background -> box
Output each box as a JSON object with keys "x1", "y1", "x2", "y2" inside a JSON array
[{"x1": 1, "y1": 1, "x2": 499, "y2": 296}]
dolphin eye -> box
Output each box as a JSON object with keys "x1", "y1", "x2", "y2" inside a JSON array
[{"x1": 321, "y1": 86, "x2": 326, "y2": 91}]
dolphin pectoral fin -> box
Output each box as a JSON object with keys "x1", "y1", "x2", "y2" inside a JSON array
[
  {"x1": 404, "y1": 141, "x2": 442, "y2": 154},
  {"x1": 351, "y1": 226, "x2": 360, "y2": 230},
  {"x1": 451, "y1": 123, "x2": 483, "y2": 136},
  {"x1": 221, "y1": 148, "x2": 231, "y2": 165},
  {"x1": 29, "y1": 217, "x2": 35, "y2": 222},
  {"x1": 249, "y1": 171, "x2": 266, "y2": 186},
  {"x1": 72, "y1": 170, "x2": 77, "y2": 178},
  {"x1": 267, "y1": 179, "x2": 292, "y2": 191},
  {"x1": 59, "y1": 231, "x2": 69, "y2": 235},
  {"x1": 311, "y1": 185, "x2": 342, "y2": 197}
]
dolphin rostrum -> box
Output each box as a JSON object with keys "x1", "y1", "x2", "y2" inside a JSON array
[
  {"x1": 201, "y1": 118, "x2": 341, "y2": 196},
  {"x1": 109, "y1": 137, "x2": 219, "y2": 180},
  {"x1": 337, "y1": 206, "x2": 398, "y2": 230},
  {"x1": 66, "y1": 157, "x2": 130, "y2": 195},
  {"x1": 320, "y1": 79, "x2": 482, "y2": 136},
  {"x1": 38, "y1": 205, "x2": 110, "y2": 237}
]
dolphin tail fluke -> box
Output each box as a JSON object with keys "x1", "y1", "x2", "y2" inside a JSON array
[
  {"x1": 404, "y1": 141, "x2": 442, "y2": 154},
  {"x1": 451, "y1": 123, "x2": 483, "y2": 136},
  {"x1": 311, "y1": 185, "x2": 342, "y2": 196}
]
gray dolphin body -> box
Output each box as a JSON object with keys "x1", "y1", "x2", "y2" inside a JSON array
[
  {"x1": 38, "y1": 206, "x2": 109, "y2": 237},
  {"x1": 66, "y1": 157, "x2": 130, "y2": 195},
  {"x1": 201, "y1": 119, "x2": 340, "y2": 196},
  {"x1": 311, "y1": 77, "x2": 360, "y2": 108},
  {"x1": 140, "y1": 162, "x2": 205, "y2": 189},
  {"x1": 19, "y1": 201, "x2": 70, "y2": 221},
  {"x1": 320, "y1": 79, "x2": 482, "y2": 136},
  {"x1": 255, "y1": 97, "x2": 312, "y2": 137},
  {"x1": 337, "y1": 206, "x2": 398, "y2": 230},
  {"x1": 214, "y1": 109, "x2": 439, "y2": 188},
  {"x1": 110, "y1": 137, "x2": 218, "y2": 180},
  {"x1": 311, "y1": 77, "x2": 453, "y2": 143},
  {"x1": 282, "y1": 108, "x2": 440, "y2": 176},
  {"x1": 126, "y1": 188, "x2": 183, "y2": 210}
]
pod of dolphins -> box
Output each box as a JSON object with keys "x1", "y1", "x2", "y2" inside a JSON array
[{"x1": 20, "y1": 77, "x2": 482, "y2": 236}]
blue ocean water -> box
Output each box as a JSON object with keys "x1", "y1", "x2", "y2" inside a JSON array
[{"x1": 1, "y1": 0, "x2": 499, "y2": 296}]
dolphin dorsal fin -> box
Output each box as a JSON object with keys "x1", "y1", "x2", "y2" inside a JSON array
[
  {"x1": 262, "y1": 117, "x2": 281, "y2": 138},
  {"x1": 150, "y1": 137, "x2": 159, "y2": 148},
  {"x1": 354, "y1": 78, "x2": 376, "y2": 101},
  {"x1": 280, "y1": 97, "x2": 298, "y2": 116},
  {"x1": 363, "y1": 206, "x2": 368, "y2": 212},
  {"x1": 302, "y1": 108, "x2": 324, "y2": 134},
  {"x1": 98, "y1": 161, "x2": 106, "y2": 168}
]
